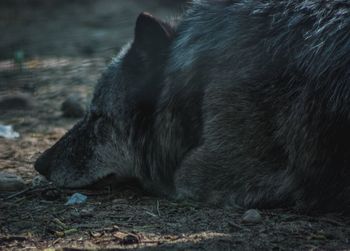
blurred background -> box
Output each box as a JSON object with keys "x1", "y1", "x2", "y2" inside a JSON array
[{"x1": 0, "y1": 0, "x2": 184, "y2": 59}]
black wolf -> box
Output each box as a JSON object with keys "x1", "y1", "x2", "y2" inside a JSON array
[{"x1": 35, "y1": 0, "x2": 350, "y2": 213}]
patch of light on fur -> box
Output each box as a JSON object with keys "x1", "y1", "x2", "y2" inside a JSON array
[
  {"x1": 92, "y1": 139, "x2": 134, "y2": 178},
  {"x1": 111, "y1": 42, "x2": 132, "y2": 65}
]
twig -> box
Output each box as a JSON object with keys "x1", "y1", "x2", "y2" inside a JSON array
[
  {"x1": 156, "y1": 200, "x2": 161, "y2": 217},
  {"x1": 53, "y1": 218, "x2": 68, "y2": 230},
  {"x1": 0, "y1": 236, "x2": 27, "y2": 242},
  {"x1": 228, "y1": 221, "x2": 250, "y2": 231},
  {"x1": 5, "y1": 187, "x2": 32, "y2": 200},
  {"x1": 145, "y1": 211, "x2": 158, "y2": 218},
  {"x1": 64, "y1": 228, "x2": 78, "y2": 235},
  {"x1": 141, "y1": 240, "x2": 162, "y2": 244},
  {"x1": 320, "y1": 217, "x2": 345, "y2": 226}
]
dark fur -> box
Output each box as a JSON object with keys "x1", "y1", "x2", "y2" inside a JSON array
[{"x1": 35, "y1": 0, "x2": 350, "y2": 213}]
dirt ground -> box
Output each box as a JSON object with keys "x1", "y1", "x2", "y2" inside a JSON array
[{"x1": 0, "y1": 1, "x2": 350, "y2": 250}]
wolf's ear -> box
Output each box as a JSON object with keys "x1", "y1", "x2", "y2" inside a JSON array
[{"x1": 134, "y1": 12, "x2": 174, "y2": 50}]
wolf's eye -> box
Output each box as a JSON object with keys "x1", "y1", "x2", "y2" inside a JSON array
[{"x1": 89, "y1": 110, "x2": 101, "y2": 121}]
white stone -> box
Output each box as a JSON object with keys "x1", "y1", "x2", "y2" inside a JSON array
[{"x1": 242, "y1": 209, "x2": 263, "y2": 223}]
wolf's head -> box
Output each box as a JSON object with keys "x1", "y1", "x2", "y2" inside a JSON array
[{"x1": 34, "y1": 13, "x2": 174, "y2": 188}]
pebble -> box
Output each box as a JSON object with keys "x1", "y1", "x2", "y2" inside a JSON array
[
  {"x1": 71, "y1": 207, "x2": 94, "y2": 218},
  {"x1": 120, "y1": 234, "x2": 140, "y2": 245},
  {"x1": 32, "y1": 175, "x2": 49, "y2": 187},
  {"x1": 0, "y1": 172, "x2": 26, "y2": 191},
  {"x1": 61, "y1": 94, "x2": 85, "y2": 118},
  {"x1": 80, "y1": 208, "x2": 94, "y2": 217},
  {"x1": 0, "y1": 93, "x2": 34, "y2": 111},
  {"x1": 242, "y1": 209, "x2": 263, "y2": 224},
  {"x1": 0, "y1": 124, "x2": 20, "y2": 139},
  {"x1": 65, "y1": 192, "x2": 88, "y2": 205}
]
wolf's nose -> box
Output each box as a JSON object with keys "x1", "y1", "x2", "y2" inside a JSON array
[{"x1": 34, "y1": 153, "x2": 50, "y2": 177}]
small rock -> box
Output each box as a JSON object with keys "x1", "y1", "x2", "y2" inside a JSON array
[
  {"x1": 80, "y1": 208, "x2": 94, "y2": 217},
  {"x1": 65, "y1": 193, "x2": 88, "y2": 205},
  {"x1": 71, "y1": 207, "x2": 94, "y2": 218},
  {"x1": 90, "y1": 231, "x2": 103, "y2": 238},
  {"x1": 242, "y1": 209, "x2": 263, "y2": 224},
  {"x1": 61, "y1": 94, "x2": 85, "y2": 118},
  {"x1": 0, "y1": 125, "x2": 20, "y2": 139},
  {"x1": 0, "y1": 172, "x2": 26, "y2": 191},
  {"x1": 120, "y1": 234, "x2": 140, "y2": 245},
  {"x1": 0, "y1": 93, "x2": 34, "y2": 111},
  {"x1": 32, "y1": 175, "x2": 49, "y2": 187}
]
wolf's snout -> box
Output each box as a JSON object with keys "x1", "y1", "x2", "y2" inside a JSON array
[{"x1": 34, "y1": 152, "x2": 51, "y2": 177}]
